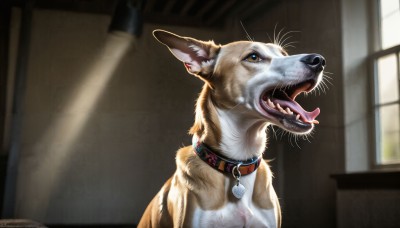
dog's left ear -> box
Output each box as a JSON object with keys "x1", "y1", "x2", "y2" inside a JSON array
[{"x1": 153, "y1": 29, "x2": 220, "y2": 77}]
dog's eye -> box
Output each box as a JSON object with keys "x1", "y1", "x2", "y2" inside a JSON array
[{"x1": 244, "y1": 53, "x2": 262, "y2": 63}]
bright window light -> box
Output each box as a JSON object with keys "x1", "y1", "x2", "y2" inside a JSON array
[
  {"x1": 380, "y1": 0, "x2": 400, "y2": 49},
  {"x1": 377, "y1": 54, "x2": 399, "y2": 104},
  {"x1": 376, "y1": 54, "x2": 400, "y2": 164},
  {"x1": 374, "y1": 0, "x2": 400, "y2": 166}
]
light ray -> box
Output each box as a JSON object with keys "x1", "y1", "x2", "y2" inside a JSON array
[{"x1": 24, "y1": 32, "x2": 135, "y2": 218}]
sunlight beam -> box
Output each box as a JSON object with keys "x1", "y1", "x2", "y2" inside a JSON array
[{"x1": 21, "y1": 32, "x2": 135, "y2": 219}]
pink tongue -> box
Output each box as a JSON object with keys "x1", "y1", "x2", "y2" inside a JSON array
[{"x1": 272, "y1": 99, "x2": 320, "y2": 123}]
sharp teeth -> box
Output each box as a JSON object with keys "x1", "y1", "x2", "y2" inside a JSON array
[
  {"x1": 267, "y1": 99, "x2": 276, "y2": 108},
  {"x1": 312, "y1": 120, "x2": 320, "y2": 124},
  {"x1": 286, "y1": 107, "x2": 293, "y2": 115},
  {"x1": 276, "y1": 104, "x2": 287, "y2": 114},
  {"x1": 296, "y1": 114, "x2": 300, "y2": 120}
]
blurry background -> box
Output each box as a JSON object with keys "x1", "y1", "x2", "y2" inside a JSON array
[{"x1": 0, "y1": 0, "x2": 399, "y2": 227}]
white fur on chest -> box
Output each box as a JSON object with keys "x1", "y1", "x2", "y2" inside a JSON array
[
  {"x1": 191, "y1": 175, "x2": 277, "y2": 228},
  {"x1": 192, "y1": 203, "x2": 276, "y2": 228},
  {"x1": 190, "y1": 99, "x2": 276, "y2": 227}
]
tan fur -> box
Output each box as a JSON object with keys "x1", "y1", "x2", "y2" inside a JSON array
[
  {"x1": 253, "y1": 162, "x2": 282, "y2": 226},
  {"x1": 138, "y1": 147, "x2": 280, "y2": 227},
  {"x1": 189, "y1": 84, "x2": 222, "y2": 148},
  {"x1": 136, "y1": 29, "x2": 324, "y2": 228}
]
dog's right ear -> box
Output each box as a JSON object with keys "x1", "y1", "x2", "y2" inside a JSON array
[{"x1": 153, "y1": 29, "x2": 220, "y2": 78}]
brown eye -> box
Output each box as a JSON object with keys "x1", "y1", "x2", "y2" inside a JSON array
[{"x1": 244, "y1": 53, "x2": 262, "y2": 62}]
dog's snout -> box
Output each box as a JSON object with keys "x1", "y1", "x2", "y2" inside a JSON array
[{"x1": 300, "y1": 54, "x2": 326, "y2": 72}]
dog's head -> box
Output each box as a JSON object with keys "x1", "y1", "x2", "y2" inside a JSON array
[{"x1": 153, "y1": 30, "x2": 325, "y2": 135}]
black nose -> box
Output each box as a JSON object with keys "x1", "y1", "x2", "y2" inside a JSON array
[{"x1": 300, "y1": 54, "x2": 326, "y2": 72}]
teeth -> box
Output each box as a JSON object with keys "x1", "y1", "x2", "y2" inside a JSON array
[
  {"x1": 312, "y1": 120, "x2": 320, "y2": 124},
  {"x1": 276, "y1": 104, "x2": 287, "y2": 114},
  {"x1": 265, "y1": 99, "x2": 318, "y2": 124},
  {"x1": 266, "y1": 99, "x2": 299, "y2": 117},
  {"x1": 267, "y1": 99, "x2": 276, "y2": 108}
]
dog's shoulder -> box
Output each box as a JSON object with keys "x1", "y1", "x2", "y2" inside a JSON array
[
  {"x1": 252, "y1": 160, "x2": 278, "y2": 209},
  {"x1": 175, "y1": 146, "x2": 226, "y2": 210},
  {"x1": 252, "y1": 160, "x2": 282, "y2": 226}
]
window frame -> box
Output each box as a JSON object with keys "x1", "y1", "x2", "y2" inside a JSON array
[{"x1": 370, "y1": 0, "x2": 400, "y2": 169}]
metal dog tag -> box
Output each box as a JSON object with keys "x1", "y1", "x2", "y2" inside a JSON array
[
  {"x1": 231, "y1": 164, "x2": 246, "y2": 199},
  {"x1": 232, "y1": 182, "x2": 246, "y2": 199}
]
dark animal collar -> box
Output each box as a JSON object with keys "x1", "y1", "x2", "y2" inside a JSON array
[{"x1": 193, "y1": 138, "x2": 262, "y2": 176}]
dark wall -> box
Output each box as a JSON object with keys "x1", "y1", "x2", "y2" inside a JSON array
[{"x1": 6, "y1": 8, "x2": 230, "y2": 224}]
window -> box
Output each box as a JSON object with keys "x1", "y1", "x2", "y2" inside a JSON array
[
  {"x1": 380, "y1": 0, "x2": 400, "y2": 49},
  {"x1": 372, "y1": 0, "x2": 400, "y2": 165}
]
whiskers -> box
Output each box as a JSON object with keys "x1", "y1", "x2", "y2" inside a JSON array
[
  {"x1": 268, "y1": 125, "x2": 315, "y2": 149},
  {"x1": 226, "y1": 101, "x2": 244, "y2": 114},
  {"x1": 310, "y1": 71, "x2": 334, "y2": 96},
  {"x1": 239, "y1": 22, "x2": 299, "y2": 49},
  {"x1": 269, "y1": 24, "x2": 300, "y2": 50},
  {"x1": 240, "y1": 21, "x2": 254, "y2": 42}
]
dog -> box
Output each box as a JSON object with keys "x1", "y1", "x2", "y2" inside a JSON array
[{"x1": 138, "y1": 29, "x2": 325, "y2": 228}]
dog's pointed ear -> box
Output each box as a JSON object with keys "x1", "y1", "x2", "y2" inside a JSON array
[{"x1": 153, "y1": 29, "x2": 220, "y2": 77}]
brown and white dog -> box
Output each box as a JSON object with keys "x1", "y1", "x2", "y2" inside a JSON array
[{"x1": 138, "y1": 30, "x2": 325, "y2": 228}]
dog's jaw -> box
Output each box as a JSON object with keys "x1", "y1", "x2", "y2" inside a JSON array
[
  {"x1": 258, "y1": 84, "x2": 321, "y2": 133},
  {"x1": 241, "y1": 52, "x2": 324, "y2": 135}
]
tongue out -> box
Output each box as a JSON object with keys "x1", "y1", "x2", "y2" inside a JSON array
[
  {"x1": 272, "y1": 98, "x2": 320, "y2": 124},
  {"x1": 263, "y1": 81, "x2": 321, "y2": 124}
]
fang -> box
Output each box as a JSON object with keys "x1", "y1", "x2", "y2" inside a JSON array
[{"x1": 267, "y1": 99, "x2": 276, "y2": 108}]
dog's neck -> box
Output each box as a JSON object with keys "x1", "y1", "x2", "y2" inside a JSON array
[
  {"x1": 216, "y1": 108, "x2": 268, "y2": 160},
  {"x1": 190, "y1": 85, "x2": 268, "y2": 161}
]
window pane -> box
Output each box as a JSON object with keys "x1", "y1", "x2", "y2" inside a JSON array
[
  {"x1": 378, "y1": 104, "x2": 400, "y2": 164},
  {"x1": 380, "y1": 0, "x2": 400, "y2": 49},
  {"x1": 380, "y1": 0, "x2": 399, "y2": 17},
  {"x1": 377, "y1": 54, "x2": 399, "y2": 104}
]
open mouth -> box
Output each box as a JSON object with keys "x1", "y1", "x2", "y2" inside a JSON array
[{"x1": 260, "y1": 80, "x2": 320, "y2": 132}]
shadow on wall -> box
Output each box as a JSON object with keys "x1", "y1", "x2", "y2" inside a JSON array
[{"x1": 31, "y1": 32, "x2": 134, "y2": 218}]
